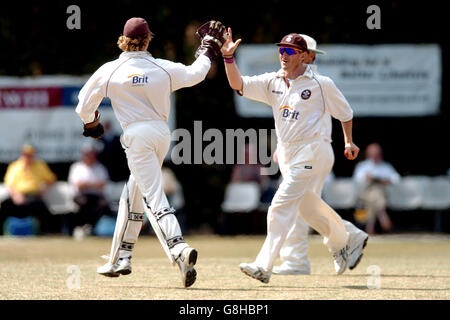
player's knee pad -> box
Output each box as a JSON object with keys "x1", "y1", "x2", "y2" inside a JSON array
[
  {"x1": 143, "y1": 204, "x2": 185, "y2": 263},
  {"x1": 154, "y1": 207, "x2": 176, "y2": 220},
  {"x1": 152, "y1": 207, "x2": 185, "y2": 249},
  {"x1": 120, "y1": 211, "x2": 145, "y2": 253}
]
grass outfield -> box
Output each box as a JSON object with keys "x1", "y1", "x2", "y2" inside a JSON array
[{"x1": 0, "y1": 233, "x2": 449, "y2": 300}]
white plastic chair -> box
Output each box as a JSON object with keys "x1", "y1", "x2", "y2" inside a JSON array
[
  {"x1": 322, "y1": 178, "x2": 357, "y2": 209},
  {"x1": 43, "y1": 182, "x2": 79, "y2": 215},
  {"x1": 422, "y1": 176, "x2": 450, "y2": 210},
  {"x1": 421, "y1": 176, "x2": 450, "y2": 232},
  {"x1": 221, "y1": 182, "x2": 261, "y2": 213},
  {"x1": 386, "y1": 176, "x2": 428, "y2": 210}
]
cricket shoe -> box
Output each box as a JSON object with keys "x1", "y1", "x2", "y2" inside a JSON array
[
  {"x1": 239, "y1": 262, "x2": 271, "y2": 283},
  {"x1": 97, "y1": 257, "x2": 132, "y2": 277},
  {"x1": 348, "y1": 232, "x2": 369, "y2": 270},
  {"x1": 333, "y1": 245, "x2": 349, "y2": 275},
  {"x1": 273, "y1": 263, "x2": 310, "y2": 275},
  {"x1": 176, "y1": 247, "x2": 198, "y2": 288},
  {"x1": 115, "y1": 257, "x2": 132, "y2": 275}
]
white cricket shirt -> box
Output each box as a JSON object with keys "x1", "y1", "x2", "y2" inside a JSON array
[
  {"x1": 308, "y1": 65, "x2": 332, "y2": 142},
  {"x1": 353, "y1": 160, "x2": 400, "y2": 185},
  {"x1": 68, "y1": 161, "x2": 109, "y2": 194},
  {"x1": 76, "y1": 51, "x2": 211, "y2": 129},
  {"x1": 240, "y1": 65, "x2": 353, "y2": 144}
]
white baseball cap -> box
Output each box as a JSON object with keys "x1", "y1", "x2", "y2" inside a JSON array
[{"x1": 299, "y1": 34, "x2": 326, "y2": 55}]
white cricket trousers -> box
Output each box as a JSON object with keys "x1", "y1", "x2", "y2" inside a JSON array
[
  {"x1": 279, "y1": 147, "x2": 363, "y2": 271},
  {"x1": 121, "y1": 120, "x2": 187, "y2": 257},
  {"x1": 254, "y1": 137, "x2": 349, "y2": 272}
]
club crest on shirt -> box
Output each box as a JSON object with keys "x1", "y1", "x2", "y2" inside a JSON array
[
  {"x1": 301, "y1": 89, "x2": 311, "y2": 100},
  {"x1": 128, "y1": 73, "x2": 148, "y2": 86}
]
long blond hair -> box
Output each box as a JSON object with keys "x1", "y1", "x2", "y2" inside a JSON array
[{"x1": 117, "y1": 32, "x2": 154, "y2": 51}]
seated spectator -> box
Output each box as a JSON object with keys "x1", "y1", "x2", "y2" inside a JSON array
[
  {"x1": 68, "y1": 142, "x2": 111, "y2": 236},
  {"x1": 353, "y1": 142, "x2": 400, "y2": 235},
  {"x1": 0, "y1": 144, "x2": 56, "y2": 234}
]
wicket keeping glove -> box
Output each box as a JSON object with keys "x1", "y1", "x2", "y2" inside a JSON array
[
  {"x1": 194, "y1": 20, "x2": 228, "y2": 60},
  {"x1": 82, "y1": 111, "x2": 104, "y2": 140}
]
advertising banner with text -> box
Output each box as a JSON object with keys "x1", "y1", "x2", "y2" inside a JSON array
[
  {"x1": 0, "y1": 76, "x2": 175, "y2": 163},
  {"x1": 234, "y1": 44, "x2": 441, "y2": 117}
]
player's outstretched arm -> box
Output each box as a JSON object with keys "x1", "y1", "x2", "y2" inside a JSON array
[
  {"x1": 169, "y1": 21, "x2": 227, "y2": 91},
  {"x1": 341, "y1": 119, "x2": 359, "y2": 160},
  {"x1": 221, "y1": 27, "x2": 243, "y2": 91}
]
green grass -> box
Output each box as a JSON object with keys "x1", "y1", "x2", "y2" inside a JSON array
[{"x1": 0, "y1": 233, "x2": 449, "y2": 299}]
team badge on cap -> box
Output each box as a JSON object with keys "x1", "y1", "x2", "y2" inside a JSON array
[
  {"x1": 276, "y1": 33, "x2": 308, "y2": 51},
  {"x1": 301, "y1": 89, "x2": 311, "y2": 100}
]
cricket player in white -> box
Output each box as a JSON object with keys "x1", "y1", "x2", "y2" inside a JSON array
[
  {"x1": 221, "y1": 29, "x2": 364, "y2": 283},
  {"x1": 76, "y1": 18, "x2": 227, "y2": 287},
  {"x1": 272, "y1": 34, "x2": 368, "y2": 276}
]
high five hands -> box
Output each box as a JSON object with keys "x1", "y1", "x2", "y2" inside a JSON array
[{"x1": 221, "y1": 27, "x2": 242, "y2": 57}]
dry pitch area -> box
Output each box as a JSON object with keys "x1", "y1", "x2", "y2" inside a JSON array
[{"x1": 0, "y1": 233, "x2": 449, "y2": 300}]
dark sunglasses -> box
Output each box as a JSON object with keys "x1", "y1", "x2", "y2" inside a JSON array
[{"x1": 279, "y1": 47, "x2": 303, "y2": 55}]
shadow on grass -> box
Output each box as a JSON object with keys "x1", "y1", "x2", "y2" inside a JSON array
[
  {"x1": 102, "y1": 285, "x2": 299, "y2": 291},
  {"x1": 102, "y1": 284, "x2": 450, "y2": 292},
  {"x1": 343, "y1": 285, "x2": 450, "y2": 291},
  {"x1": 102, "y1": 285, "x2": 344, "y2": 292},
  {"x1": 341, "y1": 274, "x2": 450, "y2": 279}
]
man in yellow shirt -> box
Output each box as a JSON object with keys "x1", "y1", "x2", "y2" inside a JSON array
[{"x1": 1, "y1": 144, "x2": 57, "y2": 234}]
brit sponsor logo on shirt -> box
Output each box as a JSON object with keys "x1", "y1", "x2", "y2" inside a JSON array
[
  {"x1": 128, "y1": 74, "x2": 148, "y2": 86},
  {"x1": 279, "y1": 106, "x2": 299, "y2": 120}
]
